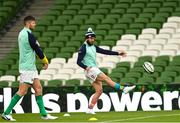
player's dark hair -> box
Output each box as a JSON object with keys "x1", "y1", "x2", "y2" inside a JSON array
[{"x1": 23, "y1": 15, "x2": 35, "y2": 25}]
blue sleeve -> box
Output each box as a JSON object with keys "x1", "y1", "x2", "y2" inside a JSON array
[
  {"x1": 27, "y1": 32, "x2": 45, "y2": 59},
  {"x1": 77, "y1": 44, "x2": 88, "y2": 70},
  {"x1": 95, "y1": 45, "x2": 119, "y2": 55}
]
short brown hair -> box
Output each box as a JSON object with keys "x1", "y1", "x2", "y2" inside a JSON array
[{"x1": 23, "y1": 15, "x2": 35, "y2": 25}]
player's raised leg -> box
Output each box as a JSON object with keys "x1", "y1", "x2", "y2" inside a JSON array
[
  {"x1": 97, "y1": 73, "x2": 136, "y2": 94},
  {"x1": 2, "y1": 83, "x2": 31, "y2": 121},
  {"x1": 86, "y1": 80, "x2": 102, "y2": 114},
  {"x1": 32, "y1": 78, "x2": 58, "y2": 120}
]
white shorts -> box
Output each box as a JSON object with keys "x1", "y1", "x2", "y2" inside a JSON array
[
  {"x1": 19, "y1": 70, "x2": 39, "y2": 84},
  {"x1": 85, "y1": 67, "x2": 102, "y2": 83}
]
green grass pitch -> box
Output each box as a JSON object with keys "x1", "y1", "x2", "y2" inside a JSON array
[{"x1": 1, "y1": 110, "x2": 180, "y2": 122}]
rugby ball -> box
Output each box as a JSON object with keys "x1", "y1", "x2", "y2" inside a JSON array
[{"x1": 143, "y1": 62, "x2": 154, "y2": 73}]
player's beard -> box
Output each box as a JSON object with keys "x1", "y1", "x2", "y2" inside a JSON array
[{"x1": 86, "y1": 40, "x2": 94, "y2": 46}]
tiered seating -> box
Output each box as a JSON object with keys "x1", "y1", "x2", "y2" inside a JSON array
[
  {"x1": 0, "y1": 0, "x2": 25, "y2": 30},
  {"x1": 0, "y1": 0, "x2": 180, "y2": 87}
]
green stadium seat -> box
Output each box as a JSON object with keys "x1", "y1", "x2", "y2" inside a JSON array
[
  {"x1": 45, "y1": 47, "x2": 59, "y2": 54},
  {"x1": 112, "y1": 23, "x2": 128, "y2": 30},
  {"x1": 64, "y1": 25, "x2": 79, "y2": 32},
  {"x1": 143, "y1": 8, "x2": 158, "y2": 13},
  {"x1": 111, "y1": 8, "x2": 126, "y2": 15},
  {"x1": 94, "y1": 9, "x2": 109, "y2": 15},
  {"x1": 165, "y1": 66, "x2": 180, "y2": 75},
  {"x1": 56, "y1": 53, "x2": 72, "y2": 60},
  {"x1": 120, "y1": 77, "x2": 137, "y2": 85},
  {"x1": 59, "y1": 31, "x2": 74, "y2": 37},
  {"x1": 109, "y1": 73, "x2": 124, "y2": 79},
  {"x1": 159, "y1": 7, "x2": 174, "y2": 13},
  {"x1": 96, "y1": 24, "x2": 111, "y2": 31},
  {"x1": 153, "y1": 60, "x2": 168, "y2": 68},
  {"x1": 99, "y1": 68, "x2": 109, "y2": 75},
  {"x1": 90, "y1": 14, "x2": 105, "y2": 20},
  {"x1": 95, "y1": 30, "x2": 107, "y2": 36},
  {"x1": 104, "y1": 35, "x2": 119, "y2": 41},
  {"x1": 78, "y1": 9, "x2": 93, "y2": 15},
  {"x1": 35, "y1": 25, "x2": 46, "y2": 32},
  {"x1": 102, "y1": 0, "x2": 116, "y2": 4},
  {"x1": 163, "y1": 1, "x2": 178, "y2": 8},
  {"x1": 138, "y1": 76, "x2": 155, "y2": 85},
  {"x1": 155, "y1": 56, "x2": 170, "y2": 63},
  {"x1": 66, "y1": 41, "x2": 81, "y2": 48},
  {"x1": 126, "y1": 8, "x2": 142, "y2": 14},
  {"x1": 80, "y1": 24, "x2": 96, "y2": 30},
  {"x1": 0, "y1": 81, "x2": 9, "y2": 87},
  {"x1": 38, "y1": 37, "x2": 52, "y2": 44},
  {"x1": 82, "y1": 4, "x2": 97, "y2": 10},
  {"x1": 45, "y1": 53, "x2": 54, "y2": 60},
  {"x1": 154, "y1": 66, "x2": 164, "y2": 73},
  {"x1": 116, "y1": 62, "x2": 131, "y2": 69},
  {"x1": 87, "y1": 0, "x2": 101, "y2": 4},
  {"x1": 125, "y1": 72, "x2": 142, "y2": 80},
  {"x1": 69, "y1": 19, "x2": 84, "y2": 26},
  {"x1": 11, "y1": 81, "x2": 19, "y2": 87},
  {"x1": 71, "y1": 0, "x2": 86, "y2": 5},
  {"x1": 146, "y1": 22, "x2": 162, "y2": 29},
  {"x1": 49, "y1": 41, "x2": 64, "y2": 49},
  {"x1": 99, "y1": 3, "x2": 113, "y2": 9},
  {"x1": 48, "y1": 80, "x2": 63, "y2": 87},
  {"x1": 130, "y1": 67, "x2": 144, "y2": 73},
  {"x1": 67, "y1": 5, "x2": 81, "y2": 10},
  {"x1": 47, "y1": 10, "x2": 60, "y2": 17},
  {"x1": 37, "y1": 20, "x2": 51, "y2": 27},
  {"x1": 161, "y1": 71, "x2": 178, "y2": 78},
  {"x1": 174, "y1": 76, "x2": 180, "y2": 84},
  {"x1": 151, "y1": 17, "x2": 167, "y2": 23},
  {"x1": 131, "y1": 3, "x2": 146, "y2": 8},
  {"x1": 0, "y1": 65, "x2": 9, "y2": 74},
  {"x1": 135, "y1": 18, "x2": 150, "y2": 24},
  {"x1": 100, "y1": 40, "x2": 116, "y2": 47},
  {"x1": 62, "y1": 10, "x2": 77, "y2": 15},
  {"x1": 66, "y1": 79, "x2": 80, "y2": 86},
  {"x1": 108, "y1": 29, "x2": 124, "y2": 35},
  {"x1": 106, "y1": 14, "x2": 121, "y2": 19},
  {"x1": 118, "y1": 18, "x2": 134, "y2": 24},
  {"x1": 147, "y1": 2, "x2": 162, "y2": 8},
  {"x1": 71, "y1": 36, "x2": 84, "y2": 42},
  {"x1": 126, "y1": 28, "x2": 141, "y2": 35},
  {"x1": 61, "y1": 47, "x2": 77, "y2": 54},
  {"x1": 101, "y1": 18, "x2": 116, "y2": 25},
  {"x1": 42, "y1": 31, "x2": 58, "y2": 38},
  {"x1": 114, "y1": 3, "x2": 129, "y2": 9},
  {"x1": 156, "y1": 76, "x2": 173, "y2": 84},
  {"x1": 42, "y1": 15, "x2": 57, "y2": 21},
  {"x1": 6, "y1": 70, "x2": 19, "y2": 77},
  {"x1": 139, "y1": 13, "x2": 154, "y2": 19},
  {"x1": 123, "y1": 13, "x2": 138, "y2": 19},
  {"x1": 57, "y1": 15, "x2": 73, "y2": 20},
  {"x1": 53, "y1": 19, "x2": 68, "y2": 26},
  {"x1": 155, "y1": 12, "x2": 170, "y2": 18},
  {"x1": 85, "y1": 19, "x2": 100, "y2": 25},
  {"x1": 143, "y1": 72, "x2": 160, "y2": 79},
  {"x1": 138, "y1": 56, "x2": 153, "y2": 62},
  {"x1": 47, "y1": 26, "x2": 63, "y2": 32},
  {"x1": 129, "y1": 23, "x2": 145, "y2": 29},
  {"x1": 112, "y1": 67, "x2": 129, "y2": 74}
]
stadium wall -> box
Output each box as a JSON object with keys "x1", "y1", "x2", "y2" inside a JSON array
[{"x1": 0, "y1": 85, "x2": 179, "y2": 114}]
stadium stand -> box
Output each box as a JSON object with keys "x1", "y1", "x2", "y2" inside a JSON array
[{"x1": 0, "y1": 0, "x2": 180, "y2": 87}]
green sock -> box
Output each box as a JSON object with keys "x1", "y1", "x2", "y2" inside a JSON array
[
  {"x1": 36, "y1": 95, "x2": 47, "y2": 116},
  {"x1": 4, "y1": 94, "x2": 21, "y2": 115}
]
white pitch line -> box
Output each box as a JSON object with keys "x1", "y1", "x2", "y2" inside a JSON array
[{"x1": 104, "y1": 113, "x2": 180, "y2": 122}]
